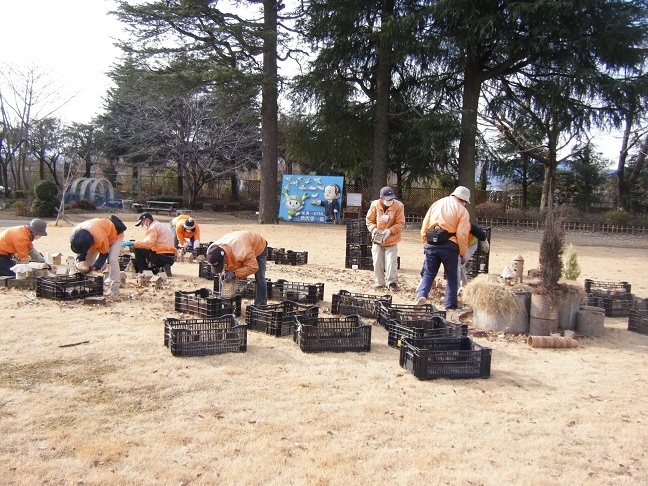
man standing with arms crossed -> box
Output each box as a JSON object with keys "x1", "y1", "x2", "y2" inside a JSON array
[{"x1": 414, "y1": 186, "x2": 471, "y2": 310}]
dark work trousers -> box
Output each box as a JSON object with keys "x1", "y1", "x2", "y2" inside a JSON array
[
  {"x1": 0, "y1": 254, "x2": 16, "y2": 276},
  {"x1": 416, "y1": 241, "x2": 460, "y2": 309},
  {"x1": 132, "y1": 248, "x2": 175, "y2": 273},
  {"x1": 253, "y1": 245, "x2": 268, "y2": 306}
]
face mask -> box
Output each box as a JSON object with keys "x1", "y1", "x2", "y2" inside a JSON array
[{"x1": 383, "y1": 199, "x2": 394, "y2": 207}]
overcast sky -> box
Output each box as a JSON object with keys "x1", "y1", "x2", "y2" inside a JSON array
[
  {"x1": 2, "y1": 0, "x2": 622, "y2": 162},
  {"x1": 2, "y1": 0, "x2": 123, "y2": 123}
]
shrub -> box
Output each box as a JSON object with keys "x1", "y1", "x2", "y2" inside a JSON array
[
  {"x1": 76, "y1": 199, "x2": 96, "y2": 210},
  {"x1": 476, "y1": 202, "x2": 504, "y2": 220},
  {"x1": 11, "y1": 200, "x2": 30, "y2": 216},
  {"x1": 524, "y1": 209, "x2": 544, "y2": 222},
  {"x1": 504, "y1": 208, "x2": 526, "y2": 221},
  {"x1": 10, "y1": 190, "x2": 27, "y2": 200},
  {"x1": 556, "y1": 205, "x2": 582, "y2": 223},
  {"x1": 31, "y1": 199, "x2": 58, "y2": 217},
  {"x1": 33, "y1": 180, "x2": 59, "y2": 200},
  {"x1": 603, "y1": 209, "x2": 631, "y2": 226},
  {"x1": 562, "y1": 244, "x2": 581, "y2": 280}
]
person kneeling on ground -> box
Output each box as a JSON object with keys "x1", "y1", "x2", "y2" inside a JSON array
[
  {"x1": 70, "y1": 216, "x2": 126, "y2": 296},
  {"x1": 0, "y1": 219, "x2": 48, "y2": 276},
  {"x1": 206, "y1": 230, "x2": 268, "y2": 306},
  {"x1": 125, "y1": 213, "x2": 176, "y2": 275},
  {"x1": 170, "y1": 214, "x2": 201, "y2": 252}
]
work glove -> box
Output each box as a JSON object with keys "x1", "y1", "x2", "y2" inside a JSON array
[
  {"x1": 371, "y1": 228, "x2": 378, "y2": 237},
  {"x1": 182, "y1": 241, "x2": 191, "y2": 249},
  {"x1": 193, "y1": 240, "x2": 201, "y2": 250},
  {"x1": 28, "y1": 248, "x2": 45, "y2": 263},
  {"x1": 481, "y1": 240, "x2": 490, "y2": 254},
  {"x1": 460, "y1": 255, "x2": 467, "y2": 265},
  {"x1": 382, "y1": 228, "x2": 391, "y2": 240},
  {"x1": 75, "y1": 261, "x2": 91, "y2": 273},
  {"x1": 222, "y1": 271, "x2": 236, "y2": 282}
]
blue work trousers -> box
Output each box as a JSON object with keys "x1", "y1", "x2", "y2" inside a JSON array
[
  {"x1": 254, "y1": 245, "x2": 268, "y2": 306},
  {"x1": 416, "y1": 242, "x2": 460, "y2": 309}
]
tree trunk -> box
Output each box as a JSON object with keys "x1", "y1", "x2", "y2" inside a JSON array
[
  {"x1": 258, "y1": 0, "x2": 279, "y2": 224},
  {"x1": 177, "y1": 160, "x2": 184, "y2": 197},
  {"x1": 616, "y1": 113, "x2": 631, "y2": 210},
  {"x1": 370, "y1": 0, "x2": 394, "y2": 198},
  {"x1": 230, "y1": 172, "x2": 240, "y2": 202},
  {"x1": 457, "y1": 56, "x2": 481, "y2": 217}
]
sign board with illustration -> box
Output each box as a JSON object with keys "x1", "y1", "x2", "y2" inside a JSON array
[{"x1": 279, "y1": 175, "x2": 345, "y2": 223}]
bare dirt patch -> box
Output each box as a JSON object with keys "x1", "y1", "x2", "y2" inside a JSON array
[{"x1": 1, "y1": 211, "x2": 647, "y2": 485}]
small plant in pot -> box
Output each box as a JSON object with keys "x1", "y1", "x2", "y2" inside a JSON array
[{"x1": 529, "y1": 204, "x2": 580, "y2": 335}]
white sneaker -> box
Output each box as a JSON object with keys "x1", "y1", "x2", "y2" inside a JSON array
[{"x1": 414, "y1": 296, "x2": 426, "y2": 306}]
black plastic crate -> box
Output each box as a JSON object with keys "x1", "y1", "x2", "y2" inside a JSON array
[
  {"x1": 164, "y1": 315, "x2": 247, "y2": 357},
  {"x1": 344, "y1": 255, "x2": 400, "y2": 270},
  {"x1": 174, "y1": 288, "x2": 242, "y2": 317},
  {"x1": 377, "y1": 301, "x2": 444, "y2": 328},
  {"x1": 119, "y1": 254, "x2": 132, "y2": 271},
  {"x1": 199, "y1": 261, "x2": 214, "y2": 280},
  {"x1": 294, "y1": 315, "x2": 371, "y2": 353},
  {"x1": 345, "y1": 234, "x2": 372, "y2": 245},
  {"x1": 36, "y1": 274, "x2": 104, "y2": 301},
  {"x1": 194, "y1": 243, "x2": 211, "y2": 257},
  {"x1": 387, "y1": 316, "x2": 467, "y2": 348},
  {"x1": 267, "y1": 247, "x2": 284, "y2": 261},
  {"x1": 628, "y1": 310, "x2": 648, "y2": 335},
  {"x1": 331, "y1": 290, "x2": 392, "y2": 318},
  {"x1": 587, "y1": 294, "x2": 642, "y2": 317},
  {"x1": 464, "y1": 227, "x2": 491, "y2": 279},
  {"x1": 399, "y1": 336, "x2": 492, "y2": 380},
  {"x1": 269, "y1": 279, "x2": 324, "y2": 304},
  {"x1": 584, "y1": 279, "x2": 631, "y2": 295},
  {"x1": 274, "y1": 250, "x2": 308, "y2": 266},
  {"x1": 212, "y1": 278, "x2": 273, "y2": 298},
  {"x1": 345, "y1": 244, "x2": 370, "y2": 258},
  {"x1": 345, "y1": 219, "x2": 369, "y2": 232},
  {"x1": 245, "y1": 300, "x2": 320, "y2": 336},
  {"x1": 344, "y1": 256, "x2": 373, "y2": 270}
]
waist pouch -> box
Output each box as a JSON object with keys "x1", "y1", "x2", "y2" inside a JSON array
[
  {"x1": 426, "y1": 228, "x2": 455, "y2": 245},
  {"x1": 110, "y1": 215, "x2": 127, "y2": 235}
]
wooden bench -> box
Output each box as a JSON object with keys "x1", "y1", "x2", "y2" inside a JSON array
[{"x1": 132, "y1": 201, "x2": 192, "y2": 216}]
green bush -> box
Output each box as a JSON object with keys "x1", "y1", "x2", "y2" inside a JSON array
[
  {"x1": 33, "y1": 180, "x2": 59, "y2": 200},
  {"x1": 603, "y1": 209, "x2": 631, "y2": 226},
  {"x1": 10, "y1": 190, "x2": 27, "y2": 200},
  {"x1": 562, "y1": 244, "x2": 581, "y2": 280},
  {"x1": 31, "y1": 199, "x2": 58, "y2": 217}
]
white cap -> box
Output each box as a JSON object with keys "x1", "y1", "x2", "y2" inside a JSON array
[{"x1": 451, "y1": 186, "x2": 471, "y2": 203}]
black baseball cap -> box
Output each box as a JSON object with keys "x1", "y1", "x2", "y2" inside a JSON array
[
  {"x1": 135, "y1": 213, "x2": 153, "y2": 227},
  {"x1": 206, "y1": 244, "x2": 226, "y2": 274}
]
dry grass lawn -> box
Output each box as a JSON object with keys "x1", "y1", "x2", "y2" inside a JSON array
[{"x1": 1, "y1": 211, "x2": 647, "y2": 485}]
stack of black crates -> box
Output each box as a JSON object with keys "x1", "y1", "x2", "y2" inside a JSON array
[
  {"x1": 584, "y1": 279, "x2": 648, "y2": 317},
  {"x1": 464, "y1": 227, "x2": 492, "y2": 279},
  {"x1": 345, "y1": 219, "x2": 372, "y2": 270}
]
